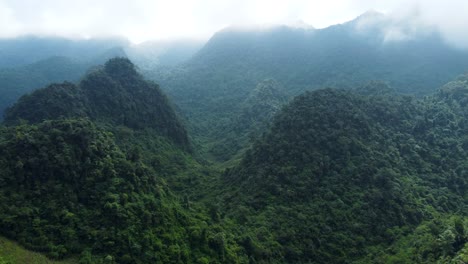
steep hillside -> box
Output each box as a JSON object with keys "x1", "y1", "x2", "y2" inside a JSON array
[
  {"x1": 0, "y1": 36, "x2": 201, "y2": 119},
  {"x1": 0, "y1": 48, "x2": 126, "y2": 119},
  {"x1": 0, "y1": 58, "x2": 243, "y2": 263},
  {"x1": 0, "y1": 119, "x2": 236, "y2": 263},
  {"x1": 4, "y1": 58, "x2": 189, "y2": 149},
  {"x1": 221, "y1": 86, "x2": 468, "y2": 263}
]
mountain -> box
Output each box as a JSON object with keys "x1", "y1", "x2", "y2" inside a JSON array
[
  {"x1": 1, "y1": 55, "x2": 468, "y2": 263},
  {"x1": 0, "y1": 36, "x2": 129, "y2": 69},
  {"x1": 0, "y1": 48, "x2": 126, "y2": 119},
  {"x1": 0, "y1": 118, "x2": 231, "y2": 263},
  {"x1": 0, "y1": 36, "x2": 204, "y2": 119},
  {"x1": 152, "y1": 12, "x2": 468, "y2": 162},
  {"x1": 4, "y1": 58, "x2": 189, "y2": 149},
  {"x1": 2, "y1": 12, "x2": 468, "y2": 263},
  {"x1": 219, "y1": 83, "x2": 467, "y2": 263},
  {"x1": 0, "y1": 58, "x2": 246, "y2": 263}
]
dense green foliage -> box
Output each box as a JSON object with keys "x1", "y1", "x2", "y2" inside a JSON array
[
  {"x1": 0, "y1": 36, "x2": 202, "y2": 119},
  {"x1": 0, "y1": 57, "x2": 87, "y2": 119},
  {"x1": 0, "y1": 119, "x2": 240, "y2": 263},
  {"x1": 1, "y1": 51, "x2": 468, "y2": 263},
  {"x1": 4, "y1": 58, "x2": 190, "y2": 149},
  {"x1": 221, "y1": 84, "x2": 468, "y2": 263},
  {"x1": 0, "y1": 58, "x2": 241, "y2": 263},
  {"x1": 0, "y1": 235, "x2": 78, "y2": 264},
  {"x1": 0, "y1": 50, "x2": 126, "y2": 119}
]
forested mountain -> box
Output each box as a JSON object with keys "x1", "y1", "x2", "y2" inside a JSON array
[
  {"x1": 164, "y1": 11, "x2": 468, "y2": 100},
  {"x1": 0, "y1": 36, "x2": 129, "y2": 69},
  {"x1": 0, "y1": 117, "x2": 240, "y2": 263},
  {"x1": 4, "y1": 58, "x2": 189, "y2": 149},
  {"x1": 219, "y1": 82, "x2": 468, "y2": 263},
  {"x1": 0, "y1": 55, "x2": 468, "y2": 263},
  {"x1": 151, "y1": 12, "x2": 468, "y2": 162},
  {"x1": 2, "y1": 9, "x2": 468, "y2": 261},
  {"x1": 0, "y1": 58, "x2": 235, "y2": 263},
  {"x1": 0, "y1": 49, "x2": 126, "y2": 119},
  {"x1": 0, "y1": 36, "x2": 203, "y2": 119}
]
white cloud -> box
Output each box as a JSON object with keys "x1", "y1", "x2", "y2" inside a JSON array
[
  {"x1": 0, "y1": 0, "x2": 467, "y2": 47},
  {"x1": 0, "y1": 1, "x2": 21, "y2": 37}
]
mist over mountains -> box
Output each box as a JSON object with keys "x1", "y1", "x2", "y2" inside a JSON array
[
  {"x1": 3, "y1": 11, "x2": 468, "y2": 158},
  {"x1": 0, "y1": 10, "x2": 468, "y2": 263},
  {"x1": 150, "y1": 11, "x2": 468, "y2": 160}
]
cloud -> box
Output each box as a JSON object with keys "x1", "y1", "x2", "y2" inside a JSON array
[
  {"x1": 371, "y1": 0, "x2": 468, "y2": 49},
  {"x1": 0, "y1": 2, "x2": 21, "y2": 37},
  {"x1": 353, "y1": 8, "x2": 436, "y2": 43},
  {"x1": 412, "y1": 0, "x2": 468, "y2": 49},
  {"x1": 0, "y1": 0, "x2": 467, "y2": 48}
]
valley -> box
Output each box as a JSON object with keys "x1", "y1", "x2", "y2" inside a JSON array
[{"x1": 0, "y1": 10, "x2": 467, "y2": 264}]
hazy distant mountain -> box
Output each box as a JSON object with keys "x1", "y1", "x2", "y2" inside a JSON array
[
  {"x1": 165, "y1": 11, "x2": 468, "y2": 100},
  {"x1": 0, "y1": 36, "x2": 129, "y2": 69},
  {"x1": 0, "y1": 36, "x2": 203, "y2": 71},
  {"x1": 0, "y1": 36, "x2": 204, "y2": 119},
  {"x1": 153, "y1": 11, "x2": 468, "y2": 162},
  {"x1": 0, "y1": 48, "x2": 126, "y2": 119},
  {"x1": 126, "y1": 39, "x2": 204, "y2": 70}
]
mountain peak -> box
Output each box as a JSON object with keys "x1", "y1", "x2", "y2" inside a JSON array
[
  {"x1": 104, "y1": 57, "x2": 138, "y2": 79},
  {"x1": 349, "y1": 9, "x2": 386, "y2": 28},
  {"x1": 5, "y1": 58, "x2": 190, "y2": 149},
  {"x1": 360, "y1": 9, "x2": 385, "y2": 18}
]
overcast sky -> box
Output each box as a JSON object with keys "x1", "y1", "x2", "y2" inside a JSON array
[{"x1": 0, "y1": 0, "x2": 467, "y2": 46}]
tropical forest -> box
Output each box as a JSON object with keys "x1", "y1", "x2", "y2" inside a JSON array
[{"x1": 0, "y1": 2, "x2": 467, "y2": 264}]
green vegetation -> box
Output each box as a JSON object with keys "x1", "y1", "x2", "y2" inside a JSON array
[
  {"x1": 151, "y1": 20, "x2": 468, "y2": 164},
  {"x1": 220, "y1": 83, "x2": 468, "y2": 263},
  {"x1": 0, "y1": 56, "x2": 467, "y2": 263},
  {"x1": 0, "y1": 57, "x2": 87, "y2": 119},
  {"x1": 0, "y1": 235, "x2": 78, "y2": 264},
  {"x1": 204, "y1": 78, "x2": 288, "y2": 162},
  {"x1": 358, "y1": 215, "x2": 468, "y2": 263},
  {"x1": 4, "y1": 58, "x2": 189, "y2": 149},
  {"x1": 0, "y1": 118, "x2": 242, "y2": 263},
  {"x1": 0, "y1": 44, "x2": 127, "y2": 119},
  {"x1": 0, "y1": 58, "x2": 238, "y2": 263}
]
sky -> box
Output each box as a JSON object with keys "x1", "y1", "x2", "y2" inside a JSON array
[{"x1": 0, "y1": 0, "x2": 467, "y2": 47}]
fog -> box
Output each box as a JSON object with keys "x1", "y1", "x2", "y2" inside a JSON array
[{"x1": 0, "y1": 0, "x2": 467, "y2": 48}]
